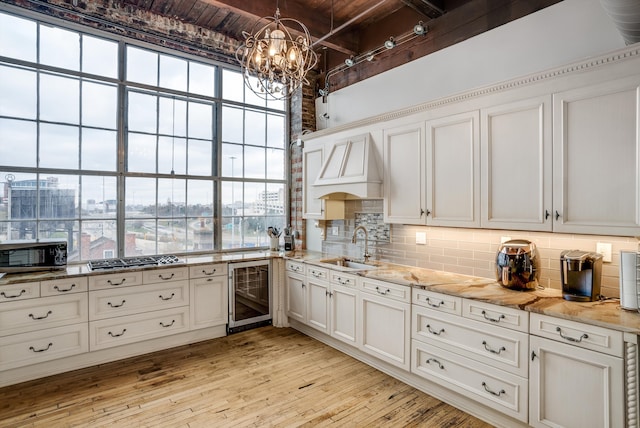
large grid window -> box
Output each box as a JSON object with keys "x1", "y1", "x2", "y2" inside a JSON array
[{"x1": 0, "y1": 10, "x2": 287, "y2": 261}]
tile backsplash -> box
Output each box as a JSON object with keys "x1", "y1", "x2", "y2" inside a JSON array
[{"x1": 320, "y1": 201, "x2": 639, "y2": 299}]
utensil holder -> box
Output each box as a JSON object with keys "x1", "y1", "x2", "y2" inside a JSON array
[{"x1": 270, "y1": 237, "x2": 279, "y2": 251}]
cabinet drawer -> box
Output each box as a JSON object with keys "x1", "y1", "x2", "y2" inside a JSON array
[
  {"x1": 412, "y1": 288, "x2": 462, "y2": 315},
  {"x1": 330, "y1": 271, "x2": 359, "y2": 288},
  {"x1": 463, "y1": 299, "x2": 529, "y2": 333},
  {"x1": 0, "y1": 293, "x2": 89, "y2": 337},
  {"x1": 412, "y1": 339, "x2": 528, "y2": 423},
  {"x1": 89, "y1": 271, "x2": 143, "y2": 290},
  {"x1": 285, "y1": 260, "x2": 305, "y2": 274},
  {"x1": 142, "y1": 266, "x2": 188, "y2": 284},
  {"x1": 41, "y1": 277, "x2": 88, "y2": 296},
  {"x1": 361, "y1": 277, "x2": 410, "y2": 303},
  {"x1": 89, "y1": 306, "x2": 189, "y2": 351},
  {"x1": 189, "y1": 263, "x2": 227, "y2": 279},
  {"x1": 89, "y1": 280, "x2": 189, "y2": 321},
  {"x1": 530, "y1": 313, "x2": 623, "y2": 357},
  {"x1": 412, "y1": 306, "x2": 528, "y2": 377},
  {"x1": 0, "y1": 282, "x2": 40, "y2": 302},
  {"x1": 0, "y1": 323, "x2": 88, "y2": 371},
  {"x1": 306, "y1": 265, "x2": 329, "y2": 281}
]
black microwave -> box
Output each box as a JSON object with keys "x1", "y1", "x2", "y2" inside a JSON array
[{"x1": 0, "y1": 240, "x2": 67, "y2": 273}]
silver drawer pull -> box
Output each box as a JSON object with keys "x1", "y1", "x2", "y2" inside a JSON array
[
  {"x1": 375, "y1": 286, "x2": 390, "y2": 295},
  {"x1": 1, "y1": 289, "x2": 26, "y2": 299},
  {"x1": 158, "y1": 273, "x2": 175, "y2": 280},
  {"x1": 108, "y1": 329, "x2": 127, "y2": 337},
  {"x1": 159, "y1": 293, "x2": 175, "y2": 301},
  {"x1": 160, "y1": 320, "x2": 176, "y2": 328},
  {"x1": 556, "y1": 326, "x2": 588, "y2": 343},
  {"x1": 426, "y1": 358, "x2": 444, "y2": 369},
  {"x1": 108, "y1": 300, "x2": 126, "y2": 308},
  {"x1": 202, "y1": 268, "x2": 217, "y2": 275},
  {"x1": 29, "y1": 310, "x2": 52, "y2": 320},
  {"x1": 54, "y1": 284, "x2": 76, "y2": 292},
  {"x1": 482, "y1": 340, "x2": 506, "y2": 355},
  {"x1": 482, "y1": 382, "x2": 505, "y2": 397},
  {"x1": 426, "y1": 297, "x2": 444, "y2": 308},
  {"x1": 311, "y1": 271, "x2": 322, "y2": 277},
  {"x1": 107, "y1": 278, "x2": 126, "y2": 286},
  {"x1": 337, "y1": 277, "x2": 350, "y2": 285},
  {"x1": 29, "y1": 343, "x2": 53, "y2": 353},
  {"x1": 426, "y1": 324, "x2": 445, "y2": 336},
  {"x1": 481, "y1": 310, "x2": 505, "y2": 323}
]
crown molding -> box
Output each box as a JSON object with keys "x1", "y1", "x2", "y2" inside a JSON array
[{"x1": 309, "y1": 44, "x2": 640, "y2": 139}]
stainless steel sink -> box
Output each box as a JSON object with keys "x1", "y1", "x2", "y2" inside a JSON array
[{"x1": 318, "y1": 257, "x2": 379, "y2": 270}]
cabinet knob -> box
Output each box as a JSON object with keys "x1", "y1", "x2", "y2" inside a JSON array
[
  {"x1": 555, "y1": 210, "x2": 561, "y2": 221},
  {"x1": 545, "y1": 210, "x2": 550, "y2": 220}
]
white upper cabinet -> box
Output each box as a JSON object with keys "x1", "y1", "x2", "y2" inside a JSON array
[
  {"x1": 426, "y1": 110, "x2": 480, "y2": 227},
  {"x1": 552, "y1": 76, "x2": 640, "y2": 236},
  {"x1": 481, "y1": 95, "x2": 552, "y2": 231},
  {"x1": 383, "y1": 122, "x2": 426, "y2": 224}
]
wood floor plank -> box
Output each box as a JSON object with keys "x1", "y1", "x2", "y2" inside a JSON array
[{"x1": 0, "y1": 327, "x2": 492, "y2": 427}]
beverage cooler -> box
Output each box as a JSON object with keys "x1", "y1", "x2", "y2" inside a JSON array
[{"x1": 228, "y1": 260, "x2": 272, "y2": 334}]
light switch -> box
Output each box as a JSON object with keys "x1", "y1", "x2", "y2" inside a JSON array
[
  {"x1": 596, "y1": 242, "x2": 612, "y2": 263},
  {"x1": 416, "y1": 232, "x2": 427, "y2": 245}
]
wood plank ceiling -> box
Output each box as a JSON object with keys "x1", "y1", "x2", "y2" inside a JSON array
[
  {"x1": 100, "y1": 0, "x2": 565, "y2": 93},
  {"x1": 118, "y1": 0, "x2": 564, "y2": 93}
]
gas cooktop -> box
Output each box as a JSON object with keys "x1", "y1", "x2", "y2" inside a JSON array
[{"x1": 87, "y1": 255, "x2": 182, "y2": 271}]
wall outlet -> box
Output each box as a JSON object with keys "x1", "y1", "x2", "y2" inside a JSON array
[
  {"x1": 416, "y1": 231, "x2": 427, "y2": 245},
  {"x1": 330, "y1": 226, "x2": 339, "y2": 236},
  {"x1": 596, "y1": 242, "x2": 612, "y2": 263}
]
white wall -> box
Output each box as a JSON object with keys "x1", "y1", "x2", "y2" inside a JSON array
[{"x1": 316, "y1": 0, "x2": 625, "y2": 128}]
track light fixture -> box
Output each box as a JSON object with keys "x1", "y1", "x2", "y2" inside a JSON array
[
  {"x1": 345, "y1": 56, "x2": 355, "y2": 67},
  {"x1": 413, "y1": 21, "x2": 428, "y2": 36},
  {"x1": 384, "y1": 37, "x2": 396, "y2": 49}
]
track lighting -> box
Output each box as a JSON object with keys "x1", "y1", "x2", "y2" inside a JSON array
[
  {"x1": 345, "y1": 56, "x2": 355, "y2": 67},
  {"x1": 413, "y1": 21, "x2": 427, "y2": 36},
  {"x1": 384, "y1": 37, "x2": 396, "y2": 49}
]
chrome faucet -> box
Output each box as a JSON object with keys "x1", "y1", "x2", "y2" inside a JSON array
[{"x1": 351, "y1": 225, "x2": 370, "y2": 261}]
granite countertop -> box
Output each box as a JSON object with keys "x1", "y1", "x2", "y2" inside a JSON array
[
  {"x1": 297, "y1": 252, "x2": 640, "y2": 336},
  {"x1": 0, "y1": 250, "x2": 283, "y2": 285},
  {"x1": 3, "y1": 249, "x2": 640, "y2": 335}
]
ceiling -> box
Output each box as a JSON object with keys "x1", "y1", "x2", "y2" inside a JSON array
[{"x1": 121, "y1": 0, "x2": 563, "y2": 80}]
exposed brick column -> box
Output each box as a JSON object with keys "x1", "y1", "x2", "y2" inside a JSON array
[{"x1": 289, "y1": 71, "x2": 318, "y2": 249}]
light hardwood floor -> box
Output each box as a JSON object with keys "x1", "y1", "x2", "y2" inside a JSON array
[{"x1": 0, "y1": 327, "x2": 492, "y2": 427}]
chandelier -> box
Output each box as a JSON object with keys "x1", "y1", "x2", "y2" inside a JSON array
[{"x1": 235, "y1": 8, "x2": 318, "y2": 100}]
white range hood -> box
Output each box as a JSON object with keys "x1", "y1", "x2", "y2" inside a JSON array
[{"x1": 313, "y1": 133, "x2": 382, "y2": 199}]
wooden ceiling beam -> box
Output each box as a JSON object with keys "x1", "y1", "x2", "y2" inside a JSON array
[{"x1": 198, "y1": 0, "x2": 359, "y2": 55}]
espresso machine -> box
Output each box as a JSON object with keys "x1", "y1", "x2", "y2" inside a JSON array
[{"x1": 560, "y1": 250, "x2": 603, "y2": 301}]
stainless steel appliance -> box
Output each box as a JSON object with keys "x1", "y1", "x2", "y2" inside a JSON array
[
  {"x1": 228, "y1": 260, "x2": 271, "y2": 334},
  {"x1": 560, "y1": 250, "x2": 602, "y2": 302},
  {"x1": 620, "y1": 250, "x2": 640, "y2": 310},
  {"x1": 283, "y1": 227, "x2": 295, "y2": 251},
  {"x1": 495, "y1": 239, "x2": 540, "y2": 290},
  {"x1": 0, "y1": 240, "x2": 67, "y2": 272},
  {"x1": 87, "y1": 254, "x2": 181, "y2": 271}
]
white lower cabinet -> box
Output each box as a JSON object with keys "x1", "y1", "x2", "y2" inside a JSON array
[
  {"x1": 412, "y1": 339, "x2": 528, "y2": 422},
  {"x1": 359, "y1": 277, "x2": 411, "y2": 370},
  {"x1": 529, "y1": 314, "x2": 624, "y2": 428},
  {"x1": 189, "y1": 263, "x2": 228, "y2": 330},
  {"x1": 329, "y1": 282, "x2": 359, "y2": 346},
  {"x1": 89, "y1": 306, "x2": 190, "y2": 351},
  {"x1": 285, "y1": 261, "x2": 307, "y2": 324},
  {"x1": 306, "y1": 266, "x2": 330, "y2": 334},
  {"x1": 0, "y1": 323, "x2": 88, "y2": 371}
]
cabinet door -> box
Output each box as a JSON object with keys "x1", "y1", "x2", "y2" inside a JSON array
[
  {"x1": 286, "y1": 272, "x2": 306, "y2": 324},
  {"x1": 553, "y1": 77, "x2": 640, "y2": 235},
  {"x1": 307, "y1": 277, "x2": 329, "y2": 334},
  {"x1": 190, "y1": 276, "x2": 228, "y2": 330},
  {"x1": 359, "y1": 291, "x2": 411, "y2": 370},
  {"x1": 426, "y1": 111, "x2": 480, "y2": 227},
  {"x1": 529, "y1": 335, "x2": 624, "y2": 428},
  {"x1": 330, "y1": 283, "x2": 358, "y2": 346},
  {"x1": 302, "y1": 145, "x2": 324, "y2": 219},
  {"x1": 383, "y1": 122, "x2": 426, "y2": 224},
  {"x1": 481, "y1": 95, "x2": 552, "y2": 231}
]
